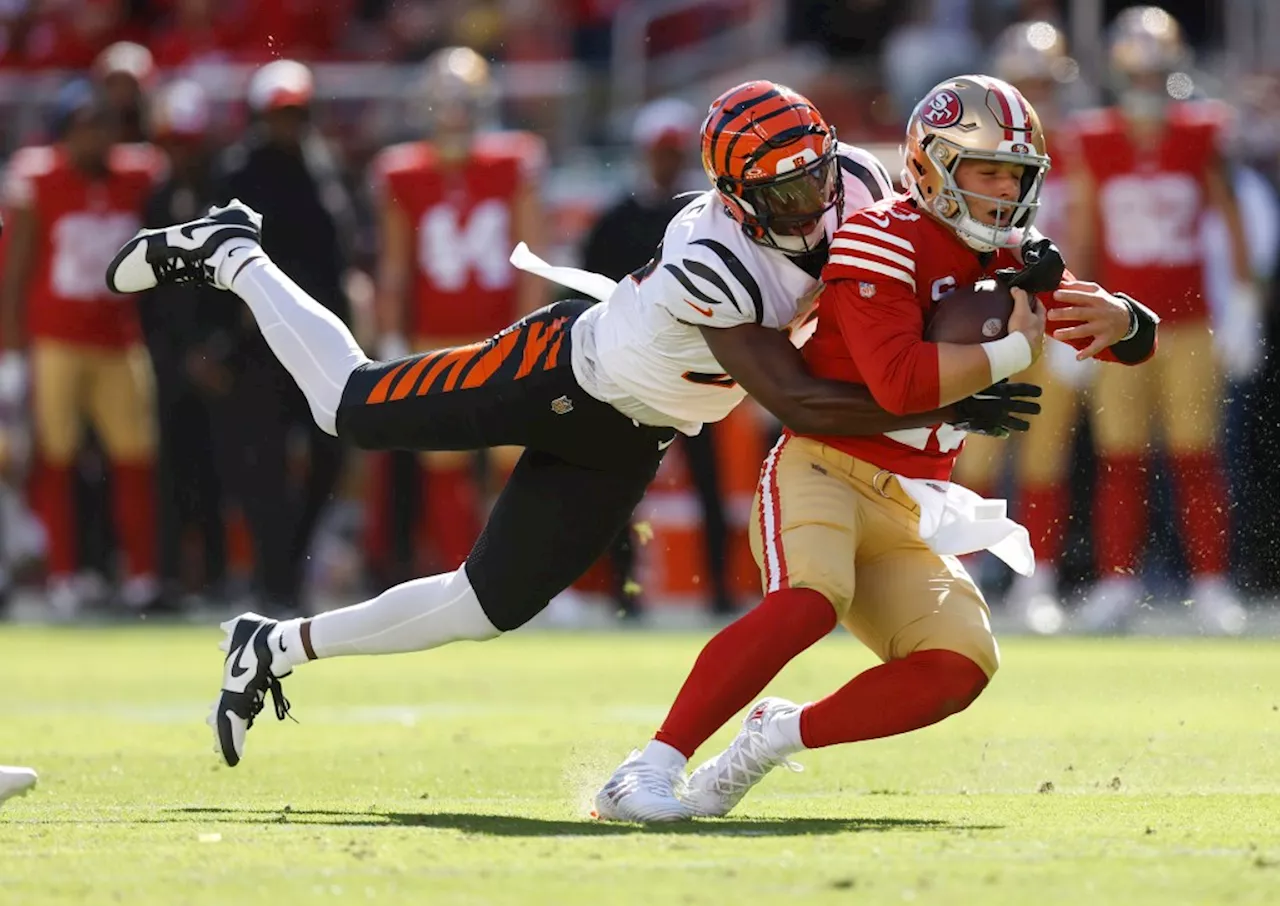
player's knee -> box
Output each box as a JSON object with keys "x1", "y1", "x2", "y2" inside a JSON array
[
  {"x1": 465, "y1": 560, "x2": 551, "y2": 633},
  {"x1": 915, "y1": 648, "x2": 994, "y2": 719}
]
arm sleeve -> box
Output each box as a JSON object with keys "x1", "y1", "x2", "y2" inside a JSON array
[{"x1": 825, "y1": 277, "x2": 941, "y2": 415}]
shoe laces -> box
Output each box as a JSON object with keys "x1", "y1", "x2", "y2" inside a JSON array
[
  {"x1": 705, "y1": 727, "x2": 802, "y2": 799},
  {"x1": 245, "y1": 674, "x2": 294, "y2": 730},
  {"x1": 153, "y1": 254, "x2": 210, "y2": 286}
]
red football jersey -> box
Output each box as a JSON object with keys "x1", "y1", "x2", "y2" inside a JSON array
[
  {"x1": 372, "y1": 132, "x2": 546, "y2": 338},
  {"x1": 802, "y1": 195, "x2": 1141, "y2": 480},
  {"x1": 1067, "y1": 101, "x2": 1227, "y2": 323},
  {"x1": 3, "y1": 144, "x2": 163, "y2": 347},
  {"x1": 1035, "y1": 130, "x2": 1071, "y2": 247}
]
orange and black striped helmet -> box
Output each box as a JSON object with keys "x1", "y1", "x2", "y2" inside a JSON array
[{"x1": 700, "y1": 81, "x2": 841, "y2": 253}]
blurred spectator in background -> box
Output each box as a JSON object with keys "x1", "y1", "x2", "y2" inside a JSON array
[
  {"x1": 0, "y1": 80, "x2": 162, "y2": 617},
  {"x1": 953, "y1": 20, "x2": 1087, "y2": 635},
  {"x1": 139, "y1": 79, "x2": 228, "y2": 605},
  {"x1": 882, "y1": 0, "x2": 981, "y2": 119},
  {"x1": 214, "y1": 59, "x2": 353, "y2": 615},
  {"x1": 578, "y1": 97, "x2": 734, "y2": 617},
  {"x1": 1211, "y1": 71, "x2": 1280, "y2": 598},
  {"x1": 93, "y1": 40, "x2": 156, "y2": 144},
  {"x1": 367, "y1": 46, "x2": 545, "y2": 583},
  {"x1": 150, "y1": 0, "x2": 241, "y2": 68},
  {"x1": 1068, "y1": 8, "x2": 1252, "y2": 635}
]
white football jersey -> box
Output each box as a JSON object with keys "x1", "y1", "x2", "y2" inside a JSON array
[{"x1": 571, "y1": 143, "x2": 893, "y2": 434}]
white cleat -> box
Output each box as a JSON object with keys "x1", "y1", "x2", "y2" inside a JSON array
[
  {"x1": 1190, "y1": 576, "x2": 1247, "y2": 636},
  {"x1": 1075, "y1": 576, "x2": 1142, "y2": 634},
  {"x1": 682, "y1": 697, "x2": 804, "y2": 818},
  {"x1": 105, "y1": 199, "x2": 263, "y2": 294},
  {"x1": 593, "y1": 750, "x2": 693, "y2": 823},
  {"x1": 0, "y1": 766, "x2": 37, "y2": 807},
  {"x1": 208, "y1": 612, "x2": 292, "y2": 767},
  {"x1": 1006, "y1": 566, "x2": 1066, "y2": 636}
]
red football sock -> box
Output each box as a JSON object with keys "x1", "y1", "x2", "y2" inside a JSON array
[
  {"x1": 112, "y1": 460, "x2": 156, "y2": 578},
  {"x1": 1094, "y1": 455, "x2": 1147, "y2": 576},
  {"x1": 30, "y1": 460, "x2": 76, "y2": 576},
  {"x1": 654, "y1": 587, "x2": 836, "y2": 759},
  {"x1": 1169, "y1": 451, "x2": 1230, "y2": 576},
  {"x1": 421, "y1": 463, "x2": 481, "y2": 569},
  {"x1": 800, "y1": 649, "x2": 989, "y2": 748},
  {"x1": 1020, "y1": 483, "x2": 1068, "y2": 565}
]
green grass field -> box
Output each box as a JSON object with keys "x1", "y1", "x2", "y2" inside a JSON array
[{"x1": 2, "y1": 626, "x2": 1278, "y2": 905}]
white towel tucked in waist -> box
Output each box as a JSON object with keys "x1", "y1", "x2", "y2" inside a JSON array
[{"x1": 894, "y1": 476, "x2": 1035, "y2": 577}]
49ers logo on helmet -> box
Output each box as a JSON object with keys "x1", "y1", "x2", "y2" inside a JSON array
[{"x1": 921, "y1": 90, "x2": 963, "y2": 128}]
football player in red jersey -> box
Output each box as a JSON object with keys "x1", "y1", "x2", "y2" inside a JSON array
[
  {"x1": 596, "y1": 74, "x2": 1160, "y2": 821},
  {"x1": 0, "y1": 82, "x2": 162, "y2": 615},
  {"x1": 951, "y1": 21, "x2": 1086, "y2": 634},
  {"x1": 370, "y1": 46, "x2": 547, "y2": 575},
  {"x1": 1068, "y1": 7, "x2": 1253, "y2": 635}
]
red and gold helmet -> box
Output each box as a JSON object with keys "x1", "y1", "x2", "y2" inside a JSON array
[
  {"x1": 1107, "y1": 6, "x2": 1192, "y2": 120},
  {"x1": 993, "y1": 21, "x2": 1077, "y2": 88},
  {"x1": 413, "y1": 46, "x2": 495, "y2": 156},
  {"x1": 700, "y1": 81, "x2": 842, "y2": 254},
  {"x1": 903, "y1": 75, "x2": 1050, "y2": 252}
]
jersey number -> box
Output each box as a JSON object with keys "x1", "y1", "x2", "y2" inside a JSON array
[
  {"x1": 52, "y1": 212, "x2": 141, "y2": 300},
  {"x1": 418, "y1": 199, "x2": 512, "y2": 292},
  {"x1": 1099, "y1": 173, "x2": 1201, "y2": 267}
]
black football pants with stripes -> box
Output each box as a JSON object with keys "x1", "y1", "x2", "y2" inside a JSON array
[{"x1": 336, "y1": 299, "x2": 677, "y2": 631}]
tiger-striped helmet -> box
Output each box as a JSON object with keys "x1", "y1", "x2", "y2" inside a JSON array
[{"x1": 700, "y1": 81, "x2": 842, "y2": 254}]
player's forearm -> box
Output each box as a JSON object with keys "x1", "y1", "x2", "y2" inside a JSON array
[
  {"x1": 935, "y1": 342, "x2": 1017, "y2": 408},
  {"x1": 774, "y1": 379, "x2": 948, "y2": 436}
]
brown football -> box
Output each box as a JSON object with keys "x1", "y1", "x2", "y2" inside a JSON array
[{"x1": 924, "y1": 278, "x2": 1014, "y2": 345}]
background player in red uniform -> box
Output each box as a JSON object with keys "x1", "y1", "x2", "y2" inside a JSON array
[
  {"x1": 596, "y1": 75, "x2": 1159, "y2": 822},
  {"x1": 952, "y1": 21, "x2": 1087, "y2": 634},
  {"x1": 0, "y1": 82, "x2": 161, "y2": 615},
  {"x1": 1068, "y1": 7, "x2": 1253, "y2": 635},
  {"x1": 371, "y1": 45, "x2": 546, "y2": 575}
]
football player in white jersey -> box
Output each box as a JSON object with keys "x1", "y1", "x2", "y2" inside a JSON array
[{"x1": 104, "y1": 81, "x2": 1041, "y2": 770}]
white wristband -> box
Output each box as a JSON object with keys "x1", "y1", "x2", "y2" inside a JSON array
[{"x1": 981, "y1": 332, "x2": 1033, "y2": 383}]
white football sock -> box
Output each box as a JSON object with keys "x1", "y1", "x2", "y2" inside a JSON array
[
  {"x1": 765, "y1": 705, "x2": 809, "y2": 754},
  {"x1": 641, "y1": 740, "x2": 688, "y2": 772},
  {"x1": 297, "y1": 567, "x2": 500, "y2": 660},
  {"x1": 213, "y1": 246, "x2": 369, "y2": 436}
]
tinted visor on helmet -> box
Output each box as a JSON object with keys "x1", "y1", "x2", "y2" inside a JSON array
[{"x1": 742, "y1": 153, "x2": 839, "y2": 236}]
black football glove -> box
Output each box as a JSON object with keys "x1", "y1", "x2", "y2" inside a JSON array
[
  {"x1": 950, "y1": 380, "x2": 1043, "y2": 438},
  {"x1": 994, "y1": 236, "x2": 1066, "y2": 295}
]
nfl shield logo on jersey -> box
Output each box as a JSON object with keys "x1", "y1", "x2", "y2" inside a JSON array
[
  {"x1": 550, "y1": 395, "x2": 574, "y2": 415},
  {"x1": 859, "y1": 282, "x2": 876, "y2": 298}
]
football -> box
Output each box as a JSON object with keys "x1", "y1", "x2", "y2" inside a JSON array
[{"x1": 924, "y1": 278, "x2": 1015, "y2": 344}]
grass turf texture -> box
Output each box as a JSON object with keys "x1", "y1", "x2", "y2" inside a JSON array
[{"x1": 1, "y1": 627, "x2": 1278, "y2": 905}]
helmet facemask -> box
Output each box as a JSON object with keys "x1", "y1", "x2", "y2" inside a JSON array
[
  {"x1": 724, "y1": 138, "x2": 843, "y2": 254},
  {"x1": 915, "y1": 136, "x2": 1048, "y2": 252}
]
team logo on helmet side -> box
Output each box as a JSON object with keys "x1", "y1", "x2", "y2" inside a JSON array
[{"x1": 921, "y1": 90, "x2": 964, "y2": 128}]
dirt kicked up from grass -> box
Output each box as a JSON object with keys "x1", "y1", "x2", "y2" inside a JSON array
[{"x1": 2, "y1": 626, "x2": 1278, "y2": 905}]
